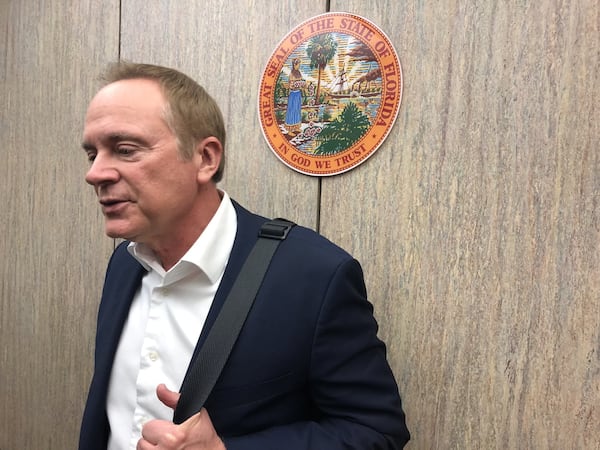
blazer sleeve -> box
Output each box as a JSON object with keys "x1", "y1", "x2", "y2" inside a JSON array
[{"x1": 221, "y1": 258, "x2": 410, "y2": 450}]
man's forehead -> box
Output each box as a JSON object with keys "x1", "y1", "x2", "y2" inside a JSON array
[
  {"x1": 85, "y1": 80, "x2": 166, "y2": 123},
  {"x1": 90, "y1": 78, "x2": 164, "y2": 107},
  {"x1": 83, "y1": 79, "x2": 169, "y2": 145}
]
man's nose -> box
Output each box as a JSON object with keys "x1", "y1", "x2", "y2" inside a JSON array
[{"x1": 85, "y1": 153, "x2": 119, "y2": 186}]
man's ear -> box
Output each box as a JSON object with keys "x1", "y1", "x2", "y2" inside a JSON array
[{"x1": 194, "y1": 136, "x2": 223, "y2": 183}]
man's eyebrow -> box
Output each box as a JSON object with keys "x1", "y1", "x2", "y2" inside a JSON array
[
  {"x1": 81, "y1": 133, "x2": 145, "y2": 151},
  {"x1": 106, "y1": 132, "x2": 142, "y2": 142},
  {"x1": 81, "y1": 142, "x2": 95, "y2": 151}
]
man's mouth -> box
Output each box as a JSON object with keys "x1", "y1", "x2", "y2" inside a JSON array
[{"x1": 99, "y1": 198, "x2": 128, "y2": 214}]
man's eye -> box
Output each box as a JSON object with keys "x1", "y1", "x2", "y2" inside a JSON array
[
  {"x1": 86, "y1": 152, "x2": 96, "y2": 162},
  {"x1": 116, "y1": 147, "x2": 135, "y2": 156}
]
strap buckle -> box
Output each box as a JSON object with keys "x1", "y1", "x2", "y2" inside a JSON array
[{"x1": 259, "y1": 218, "x2": 295, "y2": 240}]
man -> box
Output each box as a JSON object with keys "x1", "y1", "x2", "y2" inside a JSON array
[{"x1": 79, "y1": 62, "x2": 409, "y2": 449}]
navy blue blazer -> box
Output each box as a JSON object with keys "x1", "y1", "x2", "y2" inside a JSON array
[{"x1": 79, "y1": 201, "x2": 409, "y2": 449}]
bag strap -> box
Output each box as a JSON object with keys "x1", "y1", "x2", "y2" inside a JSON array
[{"x1": 173, "y1": 218, "x2": 296, "y2": 424}]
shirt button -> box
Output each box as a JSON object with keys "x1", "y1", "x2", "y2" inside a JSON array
[
  {"x1": 135, "y1": 414, "x2": 147, "y2": 426},
  {"x1": 149, "y1": 351, "x2": 159, "y2": 362}
]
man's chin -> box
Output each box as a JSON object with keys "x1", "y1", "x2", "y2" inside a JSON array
[{"x1": 104, "y1": 225, "x2": 135, "y2": 241}]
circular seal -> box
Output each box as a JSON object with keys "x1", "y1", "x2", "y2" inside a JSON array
[{"x1": 258, "y1": 12, "x2": 403, "y2": 176}]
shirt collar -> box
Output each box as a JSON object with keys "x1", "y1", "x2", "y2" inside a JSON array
[{"x1": 127, "y1": 191, "x2": 237, "y2": 284}]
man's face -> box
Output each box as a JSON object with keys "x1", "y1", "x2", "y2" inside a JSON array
[{"x1": 82, "y1": 79, "x2": 201, "y2": 247}]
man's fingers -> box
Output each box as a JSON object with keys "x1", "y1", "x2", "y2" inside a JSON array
[
  {"x1": 156, "y1": 383, "x2": 181, "y2": 410},
  {"x1": 139, "y1": 419, "x2": 183, "y2": 448},
  {"x1": 138, "y1": 409, "x2": 224, "y2": 450}
]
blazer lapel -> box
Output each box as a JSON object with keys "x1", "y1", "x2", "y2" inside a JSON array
[
  {"x1": 94, "y1": 245, "x2": 146, "y2": 403},
  {"x1": 80, "y1": 244, "x2": 145, "y2": 449}
]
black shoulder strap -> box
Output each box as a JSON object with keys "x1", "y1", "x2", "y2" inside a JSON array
[{"x1": 173, "y1": 218, "x2": 295, "y2": 424}]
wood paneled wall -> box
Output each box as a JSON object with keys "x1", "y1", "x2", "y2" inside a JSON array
[
  {"x1": 323, "y1": 2, "x2": 599, "y2": 448},
  {"x1": 1, "y1": 1, "x2": 119, "y2": 449},
  {"x1": 1, "y1": 1, "x2": 597, "y2": 449}
]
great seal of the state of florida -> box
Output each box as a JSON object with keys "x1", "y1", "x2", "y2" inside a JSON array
[{"x1": 258, "y1": 12, "x2": 402, "y2": 176}]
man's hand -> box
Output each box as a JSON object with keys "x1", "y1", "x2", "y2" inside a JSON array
[{"x1": 136, "y1": 384, "x2": 226, "y2": 450}]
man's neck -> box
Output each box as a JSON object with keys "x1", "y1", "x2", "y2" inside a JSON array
[{"x1": 151, "y1": 188, "x2": 223, "y2": 271}]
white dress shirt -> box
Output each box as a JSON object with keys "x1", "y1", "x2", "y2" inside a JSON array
[{"x1": 107, "y1": 192, "x2": 237, "y2": 450}]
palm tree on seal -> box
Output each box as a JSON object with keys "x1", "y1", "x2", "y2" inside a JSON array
[{"x1": 306, "y1": 33, "x2": 338, "y2": 105}]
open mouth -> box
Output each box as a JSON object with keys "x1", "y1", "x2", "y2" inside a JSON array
[
  {"x1": 100, "y1": 199, "x2": 128, "y2": 214},
  {"x1": 100, "y1": 198, "x2": 123, "y2": 206}
]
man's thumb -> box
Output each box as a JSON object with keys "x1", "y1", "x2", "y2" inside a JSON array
[{"x1": 156, "y1": 383, "x2": 181, "y2": 410}]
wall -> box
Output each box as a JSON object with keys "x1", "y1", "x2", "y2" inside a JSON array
[{"x1": 1, "y1": 0, "x2": 598, "y2": 448}]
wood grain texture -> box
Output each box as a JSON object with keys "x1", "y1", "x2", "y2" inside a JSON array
[
  {"x1": 119, "y1": 0, "x2": 326, "y2": 229},
  {"x1": 0, "y1": 1, "x2": 119, "y2": 448},
  {"x1": 2, "y1": 0, "x2": 598, "y2": 448},
  {"x1": 325, "y1": 1, "x2": 600, "y2": 448}
]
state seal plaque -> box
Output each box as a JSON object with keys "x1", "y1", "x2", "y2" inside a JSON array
[{"x1": 258, "y1": 12, "x2": 403, "y2": 176}]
